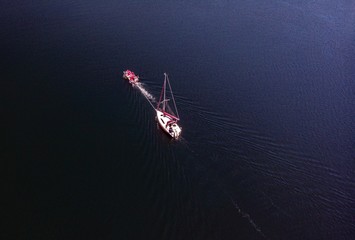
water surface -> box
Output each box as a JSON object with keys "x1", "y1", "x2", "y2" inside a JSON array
[{"x1": 3, "y1": 1, "x2": 355, "y2": 239}]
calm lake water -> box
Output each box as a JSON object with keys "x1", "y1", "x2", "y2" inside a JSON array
[{"x1": 3, "y1": 1, "x2": 354, "y2": 239}]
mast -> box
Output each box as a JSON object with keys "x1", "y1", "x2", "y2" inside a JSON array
[
  {"x1": 157, "y1": 73, "x2": 179, "y2": 121},
  {"x1": 158, "y1": 74, "x2": 165, "y2": 110},
  {"x1": 163, "y1": 73, "x2": 167, "y2": 111},
  {"x1": 166, "y1": 73, "x2": 180, "y2": 120}
]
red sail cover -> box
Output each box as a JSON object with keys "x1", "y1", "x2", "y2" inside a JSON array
[{"x1": 163, "y1": 111, "x2": 179, "y2": 121}]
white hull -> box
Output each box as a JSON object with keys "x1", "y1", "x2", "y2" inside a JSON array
[{"x1": 156, "y1": 110, "x2": 182, "y2": 139}]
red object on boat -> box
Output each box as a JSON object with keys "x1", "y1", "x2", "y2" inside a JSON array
[{"x1": 123, "y1": 69, "x2": 139, "y2": 84}]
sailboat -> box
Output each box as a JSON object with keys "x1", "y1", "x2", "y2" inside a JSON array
[{"x1": 156, "y1": 73, "x2": 182, "y2": 139}]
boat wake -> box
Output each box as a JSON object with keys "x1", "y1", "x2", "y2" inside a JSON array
[
  {"x1": 135, "y1": 82, "x2": 156, "y2": 110},
  {"x1": 229, "y1": 196, "x2": 268, "y2": 239}
]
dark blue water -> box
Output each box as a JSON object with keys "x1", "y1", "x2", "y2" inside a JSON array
[{"x1": 3, "y1": 1, "x2": 354, "y2": 239}]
